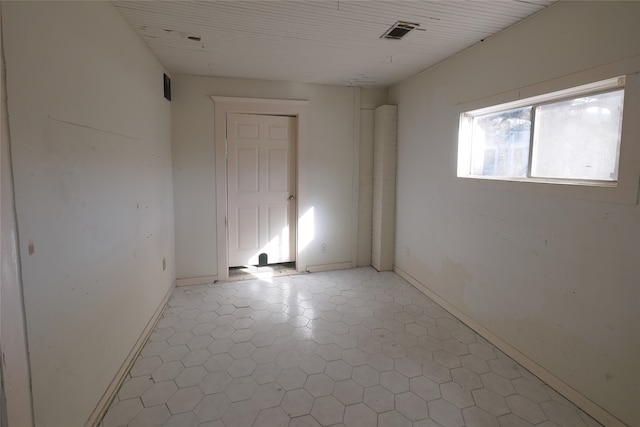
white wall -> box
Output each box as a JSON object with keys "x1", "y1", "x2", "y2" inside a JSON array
[
  {"x1": 389, "y1": 2, "x2": 640, "y2": 425},
  {"x1": 371, "y1": 105, "x2": 397, "y2": 272},
  {"x1": 357, "y1": 88, "x2": 388, "y2": 267},
  {"x1": 2, "y1": 2, "x2": 175, "y2": 426},
  {"x1": 173, "y1": 76, "x2": 384, "y2": 279},
  {"x1": 0, "y1": 5, "x2": 33, "y2": 425}
]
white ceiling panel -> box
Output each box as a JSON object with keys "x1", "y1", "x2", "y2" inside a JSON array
[{"x1": 113, "y1": 0, "x2": 556, "y2": 87}]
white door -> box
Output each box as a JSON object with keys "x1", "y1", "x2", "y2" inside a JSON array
[{"x1": 227, "y1": 113, "x2": 296, "y2": 267}]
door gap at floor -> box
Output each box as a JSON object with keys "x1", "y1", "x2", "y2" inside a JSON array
[{"x1": 226, "y1": 262, "x2": 298, "y2": 282}]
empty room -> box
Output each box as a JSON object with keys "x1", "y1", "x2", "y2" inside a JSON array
[{"x1": 0, "y1": 1, "x2": 638, "y2": 427}]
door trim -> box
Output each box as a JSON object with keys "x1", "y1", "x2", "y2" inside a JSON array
[{"x1": 212, "y1": 96, "x2": 309, "y2": 281}]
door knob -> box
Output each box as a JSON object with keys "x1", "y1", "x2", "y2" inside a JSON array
[{"x1": 287, "y1": 195, "x2": 295, "y2": 201}]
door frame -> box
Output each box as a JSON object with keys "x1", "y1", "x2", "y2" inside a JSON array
[{"x1": 212, "y1": 96, "x2": 309, "y2": 281}]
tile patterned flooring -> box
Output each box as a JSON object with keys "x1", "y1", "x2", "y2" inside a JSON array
[{"x1": 100, "y1": 267, "x2": 601, "y2": 427}]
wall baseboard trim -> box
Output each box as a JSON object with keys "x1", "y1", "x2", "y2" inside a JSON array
[
  {"x1": 394, "y1": 266, "x2": 626, "y2": 427},
  {"x1": 84, "y1": 280, "x2": 176, "y2": 427},
  {"x1": 306, "y1": 262, "x2": 352, "y2": 273},
  {"x1": 176, "y1": 275, "x2": 218, "y2": 287}
]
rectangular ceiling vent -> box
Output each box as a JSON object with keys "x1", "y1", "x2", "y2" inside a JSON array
[{"x1": 381, "y1": 21, "x2": 420, "y2": 40}]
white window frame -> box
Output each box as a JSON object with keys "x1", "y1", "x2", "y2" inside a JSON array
[{"x1": 456, "y1": 67, "x2": 640, "y2": 205}]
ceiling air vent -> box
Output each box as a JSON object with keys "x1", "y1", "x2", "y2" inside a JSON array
[{"x1": 381, "y1": 21, "x2": 420, "y2": 40}]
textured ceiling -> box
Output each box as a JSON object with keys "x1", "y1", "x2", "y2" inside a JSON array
[{"x1": 113, "y1": 1, "x2": 556, "y2": 87}]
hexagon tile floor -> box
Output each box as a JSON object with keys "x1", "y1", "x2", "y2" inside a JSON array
[{"x1": 99, "y1": 267, "x2": 602, "y2": 427}]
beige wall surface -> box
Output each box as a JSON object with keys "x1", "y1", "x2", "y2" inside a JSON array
[
  {"x1": 357, "y1": 87, "x2": 388, "y2": 267},
  {"x1": 172, "y1": 77, "x2": 386, "y2": 279},
  {"x1": 389, "y1": 2, "x2": 640, "y2": 425},
  {"x1": 2, "y1": 2, "x2": 175, "y2": 426},
  {"x1": 0, "y1": 5, "x2": 33, "y2": 426}
]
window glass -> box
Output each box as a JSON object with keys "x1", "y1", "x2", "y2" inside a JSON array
[
  {"x1": 531, "y1": 89, "x2": 624, "y2": 181},
  {"x1": 470, "y1": 107, "x2": 531, "y2": 177},
  {"x1": 459, "y1": 77, "x2": 626, "y2": 186}
]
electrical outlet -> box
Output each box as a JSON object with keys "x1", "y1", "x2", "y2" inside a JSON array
[
  {"x1": 401, "y1": 247, "x2": 409, "y2": 257},
  {"x1": 321, "y1": 243, "x2": 327, "y2": 253}
]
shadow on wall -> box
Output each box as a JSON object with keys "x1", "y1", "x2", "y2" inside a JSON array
[{"x1": 401, "y1": 254, "x2": 474, "y2": 310}]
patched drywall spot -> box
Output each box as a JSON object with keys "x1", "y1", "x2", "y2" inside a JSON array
[
  {"x1": 440, "y1": 258, "x2": 473, "y2": 299},
  {"x1": 406, "y1": 253, "x2": 473, "y2": 310}
]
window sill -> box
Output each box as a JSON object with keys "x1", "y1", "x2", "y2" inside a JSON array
[
  {"x1": 456, "y1": 174, "x2": 638, "y2": 205},
  {"x1": 462, "y1": 175, "x2": 619, "y2": 187}
]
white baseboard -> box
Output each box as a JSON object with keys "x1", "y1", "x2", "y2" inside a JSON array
[
  {"x1": 394, "y1": 266, "x2": 626, "y2": 427},
  {"x1": 306, "y1": 262, "x2": 352, "y2": 273},
  {"x1": 176, "y1": 275, "x2": 218, "y2": 287},
  {"x1": 85, "y1": 280, "x2": 175, "y2": 427}
]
